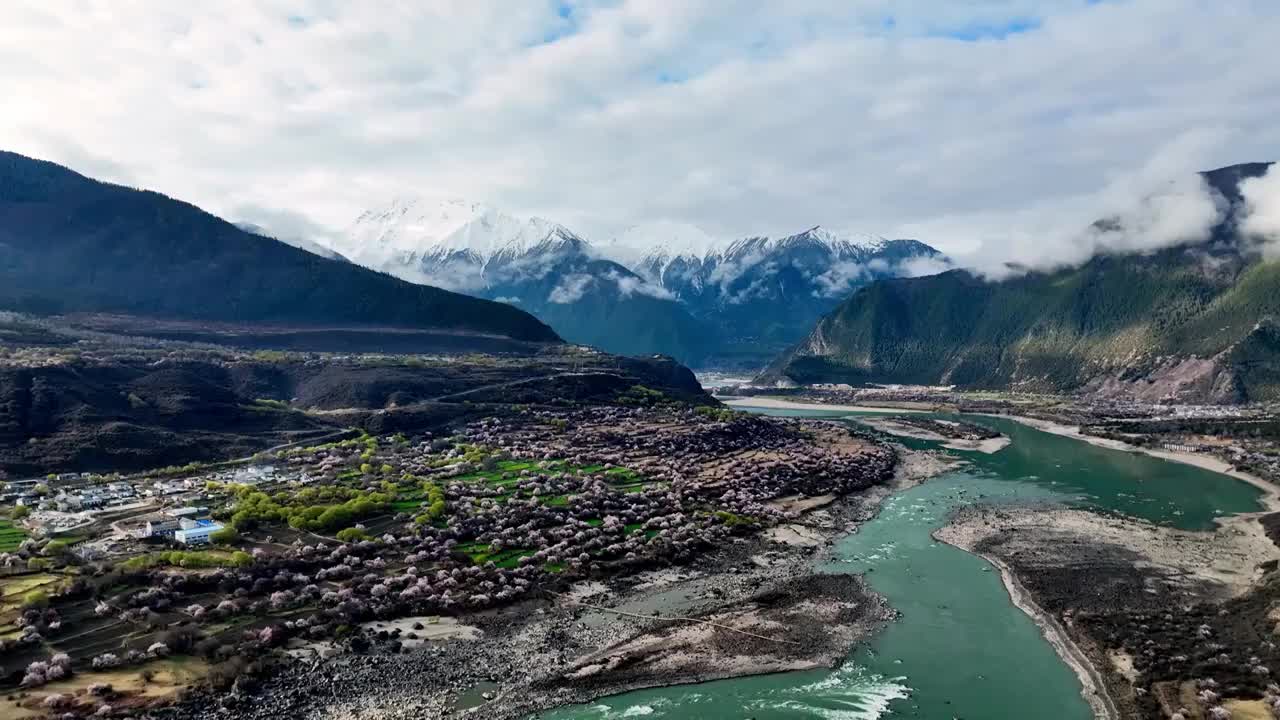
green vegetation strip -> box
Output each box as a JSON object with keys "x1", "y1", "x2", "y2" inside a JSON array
[{"x1": 120, "y1": 550, "x2": 252, "y2": 571}]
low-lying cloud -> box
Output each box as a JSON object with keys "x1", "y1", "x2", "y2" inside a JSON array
[
  {"x1": 547, "y1": 273, "x2": 594, "y2": 304},
  {"x1": 897, "y1": 133, "x2": 1236, "y2": 279},
  {"x1": 812, "y1": 261, "x2": 870, "y2": 297},
  {"x1": 1241, "y1": 165, "x2": 1280, "y2": 259},
  {"x1": 606, "y1": 270, "x2": 674, "y2": 300}
]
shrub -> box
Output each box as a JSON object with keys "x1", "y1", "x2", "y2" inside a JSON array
[
  {"x1": 336, "y1": 527, "x2": 370, "y2": 543},
  {"x1": 209, "y1": 527, "x2": 239, "y2": 545},
  {"x1": 42, "y1": 539, "x2": 72, "y2": 556}
]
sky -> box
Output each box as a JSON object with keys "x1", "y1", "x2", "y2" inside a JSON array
[{"x1": 3, "y1": 0, "x2": 1280, "y2": 272}]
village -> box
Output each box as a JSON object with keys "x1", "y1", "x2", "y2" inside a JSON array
[{"x1": 0, "y1": 404, "x2": 896, "y2": 718}]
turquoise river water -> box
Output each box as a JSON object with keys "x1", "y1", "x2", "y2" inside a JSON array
[{"x1": 538, "y1": 410, "x2": 1265, "y2": 720}]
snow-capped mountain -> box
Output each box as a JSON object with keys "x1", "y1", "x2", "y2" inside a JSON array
[
  {"x1": 327, "y1": 198, "x2": 714, "y2": 361},
  {"x1": 323, "y1": 198, "x2": 946, "y2": 367},
  {"x1": 598, "y1": 221, "x2": 721, "y2": 278},
  {"x1": 234, "y1": 222, "x2": 347, "y2": 262},
  {"x1": 326, "y1": 198, "x2": 587, "y2": 292},
  {"x1": 616, "y1": 225, "x2": 947, "y2": 367}
]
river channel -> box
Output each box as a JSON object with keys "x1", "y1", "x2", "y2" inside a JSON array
[{"x1": 538, "y1": 410, "x2": 1265, "y2": 719}]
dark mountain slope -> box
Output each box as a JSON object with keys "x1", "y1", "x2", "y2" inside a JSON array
[
  {"x1": 482, "y1": 240, "x2": 717, "y2": 362},
  {"x1": 0, "y1": 151, "x2": 559, "y2": 343},
  {"x1": 763, "y1": 163, "x2": 1280, "y2": 403}
]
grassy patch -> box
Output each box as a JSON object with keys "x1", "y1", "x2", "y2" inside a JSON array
[
  {"x1": 1, "y1": 573, "x2": 67, "y2": 611},
  {"x1": 712, "y1": 510, "x2": 757, "y2": 528},
  {"x1": 453, "y1": 470, "x2": 502, "y2": 484},
  {"x1": 496, "y1": 460, "x2": 536, "y2": 472},
  {"x1": 454, "y1": 543, "x2": 534, "y2": 568},
  {"x1": 0, "y1": 520, "x2": 26, "y2": 553}
]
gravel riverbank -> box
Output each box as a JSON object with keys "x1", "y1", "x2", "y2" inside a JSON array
[{"x1": 936, "y1": 498, "x2": 1280, "y2": 719}]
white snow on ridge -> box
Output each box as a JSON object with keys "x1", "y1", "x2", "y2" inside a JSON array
[
  {"x1": 319, "y1": 196, "x2": 911, "y2": 292},
  {"x1": 604, "y1": 223, "x2": 896, "y2": 286},
  {"x1": 326, "y1": 197, "x2": 585, "y2": 289},
  {"x1": 336, "y1": 198, "x2": 896, "y2": 265},
  {"x1": 600, "y1": 221, "x2": 722, "y2": 265},
  {"x1": 336, "y1": 197, "x2": 569, "y2": 263}
]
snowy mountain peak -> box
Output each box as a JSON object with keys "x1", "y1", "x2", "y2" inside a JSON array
[
  {"x1": 333, "y1": 197, "x2": 586, "y2": 288},
  {"x1": 788, "y1": 226, "x2": 890, "y2": 253},
  {"x1": 602, "y1": 221, "x2": 721, "y2": 264}
]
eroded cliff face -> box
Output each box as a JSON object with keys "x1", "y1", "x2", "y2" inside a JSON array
[{"x1": 1078, "y1": 356, "x2": 1243, "y2": 404}]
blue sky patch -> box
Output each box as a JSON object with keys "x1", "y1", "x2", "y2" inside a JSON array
[{"x1": 938, "y1": 17, "x2": 1042, "y2": 41}]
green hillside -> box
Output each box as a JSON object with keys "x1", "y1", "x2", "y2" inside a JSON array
[{"x1": 763, "y1": 163, "x2": 1280, "y2": 401}]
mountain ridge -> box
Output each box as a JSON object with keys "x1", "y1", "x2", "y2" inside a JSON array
[
  {"x1": 328, "y1": 197, "x2": 946, "y2": 366},
  {"x1": 761, "y1": 162, "x2": 1280, "y2": 403},
  {"x1": 0, "y1": 151, "x2": 561, "y2": 345}
]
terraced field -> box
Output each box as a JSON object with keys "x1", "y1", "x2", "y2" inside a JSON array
[
  {"x1": 1, "y1": 572, "x2": 72, "y2": 644},
  {"x1": 0, "y1": 521, "x2": 25, "y2": 553}
]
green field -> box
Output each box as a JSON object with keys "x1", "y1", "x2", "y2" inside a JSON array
[
  {"x1": 454, "y1": 542, "x2": 536, "y2": 568},
  {"x1": 0, "y1": 520, "x2": 26, "y2": 553},
  {"x1": 0, "y1": 572, "x2": 67, "y2": 617}
]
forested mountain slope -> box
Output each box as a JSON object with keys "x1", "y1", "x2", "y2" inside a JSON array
[
  {"x1": 762, "y1": 163, "x2": 1280, "y2": 403},
  {"x1": 0, "y1": 152, "x2": 560, "y2": 344}
]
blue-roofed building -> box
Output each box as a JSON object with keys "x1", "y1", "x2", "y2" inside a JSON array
[{"x1": 173, "y1": 519, "x2": 224, "y2": 545}]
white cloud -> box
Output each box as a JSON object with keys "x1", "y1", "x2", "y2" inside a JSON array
[
  {"x1": 895, "y1": 130, "x2": 1237, "y2": 277},
  {"x1": 812, "y1": 261, "x2": 869, "y2": 297},
  {"x1": 706, "y1": 249, "x2": 770, "y2": 296},
  {"x1": 548, "y1": 273, "x2": 595, "y2": 304},
  {"x1": 897, "y1": 255, "x2": 953, "y2": 278},
  {"x1": 872, "y1": 255, "x2": 954, "y2": 279},
  {"x1": 1241, "y1": 166, "x2": 1280, "y2": 259},
  {"x1": 606, "y1": 270, "x2": 674, "y2": 300},
  {"x1": 2, "y1": 0, "x2": 1278, "y2": 267}
]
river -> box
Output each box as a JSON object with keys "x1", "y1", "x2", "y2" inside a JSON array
[{"x1": 537, "y1": 410, "x2": 1265, "y2": 720}]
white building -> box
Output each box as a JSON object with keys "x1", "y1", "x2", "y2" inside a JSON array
[
  {"x1": 142, "y1": 518, "x2": 180, "y2": 538},
  {"x1": 174, "y1": 520, "x2": 224, "y2": 545}
]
